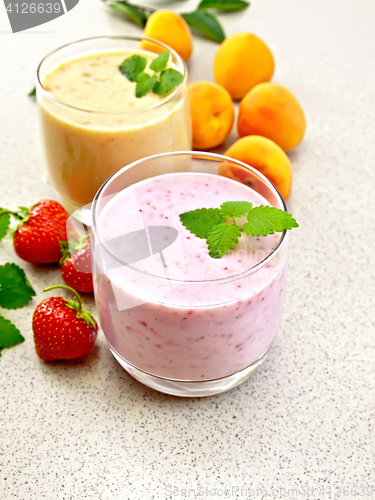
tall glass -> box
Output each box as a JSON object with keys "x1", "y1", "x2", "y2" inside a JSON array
[
  {"x1": 36, "y1": 36, "x2": 191, "y2": 223},
  {"x1": 91, "y1": 152, "x2": 289, "y2": 397}
]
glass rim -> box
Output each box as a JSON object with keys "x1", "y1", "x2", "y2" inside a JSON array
[
  {"x1": 91, "y1": 151, "x2": 288, "y2": 285},
  {"x1": 36, "y1": 35, "x2": 188, "y2": 116}
]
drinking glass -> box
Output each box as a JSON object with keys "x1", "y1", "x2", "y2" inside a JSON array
[
  {"x1": 36, "y1": 36, "x2": 191, "y2": 224},
  {"x1": 91, "y1": 152, "x2": 289, "y2": 397}
]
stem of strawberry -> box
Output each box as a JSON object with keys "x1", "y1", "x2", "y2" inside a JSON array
[
  {"x1": 44, "y1": 285, "x2": 84, "y2": 314},
  {"x1": 0, "y1": 209, "x2": 23, "y2": 220},
  {"x1": 43, "y1": 285, "x2": 97, "y2": 329}
]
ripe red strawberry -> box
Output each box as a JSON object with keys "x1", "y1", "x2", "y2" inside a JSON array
[
  {"x1": 60, "y1": 234, "x2": 93, "y2": 293},
  {"x1": 32, "y1": 285, "x2": 98, "y2": 361},
  {"x1": 0, "y1": 200, "x2": 70, "y2": 264}
]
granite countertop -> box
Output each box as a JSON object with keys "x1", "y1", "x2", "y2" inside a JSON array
[{"x1": 1, "y1": 0, "x2": 374, "y2": 498}]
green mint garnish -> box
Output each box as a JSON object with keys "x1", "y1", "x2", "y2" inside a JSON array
[
  {"x1": 119, "y1": 50, "x2": 183, "y2": 98},
  {"x1": 136, "y1": 73, "x2": 158, "y2": 98},
  {"x1": 0, "y1": 263, "x2": 36, "y2": 309},
  {"x1": 207, "y1": 223, "x2": 242, "y2": 259},
  {"x1": 180, "y1": 208, "x2": 224, "y2": 239},
  {"x1": 119, "y1": 55, "x2": 147, "y2": 82},
  {"x1": 149, "y1": 50, "x2": 170, "y2": 72},
  {"x1": 153, "y1": 68, "x2": 184, "y2": 95},
  {"x1": 243, "y1": 205, "x2": 298, "y2": 237},
  {"x1": 180, "y1": 201, "x2": 298, "y2": 259},
  {"x1": 219, "y1": 201, "x2": 253, "y2": 218}
]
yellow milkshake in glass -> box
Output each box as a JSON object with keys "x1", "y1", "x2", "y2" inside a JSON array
[{"x1": 36, "y1": 36, "x2": 191, "y2": 220}]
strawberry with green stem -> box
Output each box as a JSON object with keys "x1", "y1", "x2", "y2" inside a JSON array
[
  {"x1": 60, "y1": 234, "x2": 93, "y2": 293},
  {"x1": 32, "y1": 285, "x2": 98, "y2": 361},
  {"x1": 0, "y1": 200, "x2": 70, "y2": 264}
]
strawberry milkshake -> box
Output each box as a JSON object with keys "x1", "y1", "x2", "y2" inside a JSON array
[{"x1": 92, "y1": 159, "x2": 289, "y2": 395}]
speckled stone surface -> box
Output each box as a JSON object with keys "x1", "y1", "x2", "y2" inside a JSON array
[{"x1": 1, "y1": 0, "x2": 375, "y2": 499}]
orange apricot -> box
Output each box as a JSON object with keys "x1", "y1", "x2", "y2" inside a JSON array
[
  {"x1": 140, "y1": 10, "x2": 193, "y2": 62},
  {"x1": 213, "y1": 33, "x2": 274, "y2": 100},
  {"x1": 223, "y1": 135, "x2": 293, "y2": 200},
  {"x1": 189, "y1": 81, "x2": 235, "y2": 150},
  {"x1": 238, "y1": 83, "x2": 306, "y2": 152}
]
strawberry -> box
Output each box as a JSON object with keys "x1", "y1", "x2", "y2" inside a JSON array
[
  {"x1": 60, "y1": 234, "x2": 93, "y2": 293},
  {"x1": 0, "y1": 200, "x2": 70, "y2": 264},
  {"x1": 32, "y1": 285, "x2": 98, "y2": 361}
]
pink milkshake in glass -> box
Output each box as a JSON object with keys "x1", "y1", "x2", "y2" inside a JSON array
[{"x1": 91, "y1": 152, "x2": 289, "y2": 396}]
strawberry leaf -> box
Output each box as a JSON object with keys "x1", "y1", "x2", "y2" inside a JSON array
[
  {"x1": 0, "y1": 263, "x2": 36, "y2": 309},
  {"x1": 0, "y1": 316, "x2": 25, "y2": 348}
]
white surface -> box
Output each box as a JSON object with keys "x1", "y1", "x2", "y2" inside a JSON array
[{"x1": 1, "y1": 0, "x2": 375, "y2": 499}]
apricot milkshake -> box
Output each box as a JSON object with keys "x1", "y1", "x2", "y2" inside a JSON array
[
  {"x1": 92, "y1": 155, "x2": 289, "y2": 396},
  {"x1": 37, "y1": 37, "x2": 191, "y2": 214}
]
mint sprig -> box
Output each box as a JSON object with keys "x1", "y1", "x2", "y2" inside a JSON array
[
  {"x1": 0, "y1": 316, "x2": 25, "y2": 351},
  {"x1": 0, "y1": 263, "x2": 35, "y2": 358},
  {"x1": 207, "y1": 223, "x2": 242, "y2": 258},
  {"x1": 180, "y1": 201, "x2": 298, "y2": 259},
  {"x1": 119, "y1": 54, "x2": 147, "y2": 82},
  {"x1": 119, "y1": 50, "x2": 184, "y2": 98},
  {"x1": 0, "y1": 263, "x2": 36, "y2": 309}
]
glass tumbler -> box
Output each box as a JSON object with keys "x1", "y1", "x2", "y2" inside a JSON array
[
  {"x1": 91, "y1": 152, "x2": 289, "y2": 397},
  {"x1": 36, "y1": 35, "x2": 191, "y2": 223}
]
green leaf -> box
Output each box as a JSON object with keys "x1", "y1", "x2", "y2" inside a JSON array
[
  {"x1": 0, "y1": 316, "x2": 25, "y2": 348},
  {"x1": 243, "y1": 205, "x2": 299, "y2": 237},
  {"x1": 180, "y1": 208, "x2": 225, "y2": 239},
  {"x1": 119, "y1": 55, "x2": 147, "y2": 82},
  {"x1": 108, "y1": 1, "x2": 150, "y2": 27},
  {"x1": 181, "y1": 10, "x2": 225, "y2": 43},
  {"x1": 28, "y1": 86, "x2": 36, "y2": 98},
  {"x1": 153, "y1": 68, "x2": 184, "y2": 95},
  {"x1": 0, "y1": 208, "x2": 11, "y2": 241},
  {"x1": 149, "y1": 50, "x2": 170, "y2": 73},
  {"x1": 206, "y1": 223, "x2": 242, "y2": 258},
  {"x1": 198, "y1": 0, "x2": 250, "y2": 12},
  {"x1": 220, "y1": 201, "x2": 253, "y2": 218},
  {"x1": 0, "y1": 263, "x2": 36, "y2": 309},
  {"x1": 135, "y1": 73, "x2": 158, "y2": 98}
]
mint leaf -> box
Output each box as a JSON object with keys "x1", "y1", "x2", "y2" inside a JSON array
[
  {"x1": 0, "y1": 208, "x2": 10, "y2": 241},
  {"x1": 206, "y1": 223, "x2": 242, "y2": 258},
  {"x1": 243, "y1": 205, "x2": 299, "y2": 237},
  {"x1": 109, "y1": 1, "x2": 150, "y2": 27},
  {"x1": 181, "y1": 11, "x2": 225, "y2": 43},
  {"x1": 153, "y1": 69, "x2": 184, "y2": 95},
  {"x1": 198, "y1": 0, "x2": 250, "y2": 12},
  {"x1": 0, "y1": 263, "x2": 36, "y2": 309},
  {"x1": 180, "y1": 208, "x2": 225, "y2": 239},
  {"x1": 135, "y1": 73, "x2": 158, "y2": 98},
  {"x1": 119, "y1": 55, "x2": 147, "y2": 82},
  {"x1": 28, "y1": 86, "x2": 36, "y2": 98},
  {"x1": 220, "y1": 201, "x2": 253, "y2": 218},
  {"x1": 149, "y1": 50, "x2": 170, "y2": 73},
  {"x1": 0, "y1": 316, "x2": 24, "y2": 349}
]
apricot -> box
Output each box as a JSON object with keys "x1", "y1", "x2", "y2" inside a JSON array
[
  {"x1": 238, "y1": 83, "x2": 306, "y2": 152},
  {"x1": 189, "y1": 81, "x2": 235, "y2": 150},
  {"x1": 139, "y1": 10, "x2": 193, "y2": 62},
  {"x1": 223, "y1": 136, "x2": 293, "y2": 200},
  {"x1": 213, "y1": 33, "x2": 274, "y2": 100}
]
